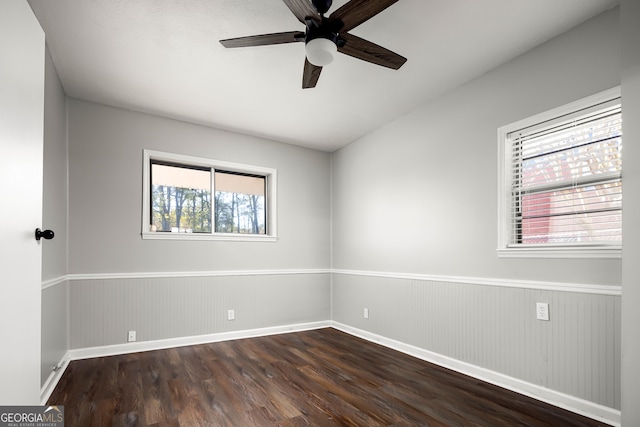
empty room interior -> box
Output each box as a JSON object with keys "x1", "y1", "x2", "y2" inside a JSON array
[{"x1": 2, "y1": 0, "x2": 640, "y2": 425}]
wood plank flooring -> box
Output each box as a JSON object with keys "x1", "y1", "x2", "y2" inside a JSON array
[{"x1": 48, "y1": 328, "x2": 611, "y2": 426}]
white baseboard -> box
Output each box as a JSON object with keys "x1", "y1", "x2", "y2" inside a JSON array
[
  {"x1": 330, "y1": 322, "x2": 620, "y2": 427},
  {"x1": 40, "y1": 354, "x2": 71, "y2": 405},
  {"x1": 66, "y1": 321, "x2": 331, "y2": 360}
]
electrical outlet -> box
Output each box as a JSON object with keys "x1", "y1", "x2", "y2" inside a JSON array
[
  {"x1": 227, "y1": 309, "x2": 235, "y2": 321},
  {"x1": 536, "y1": 303, "x2": 549, "y2": 321},
  {"x1": 363, "y1": 308, "x2": 369, "y2": 319},
  {"x1": 127, "y1": 330, "x2": 136, "y2": 342}
]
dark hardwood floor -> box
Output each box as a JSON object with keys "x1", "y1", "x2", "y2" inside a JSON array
[{"x1": 48, "y1": 328, "x2": 611, "y2": 426}]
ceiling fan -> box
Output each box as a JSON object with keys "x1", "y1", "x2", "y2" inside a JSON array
[{"x1": 220, "y1": 0, "x2": 407, "y2": 89}]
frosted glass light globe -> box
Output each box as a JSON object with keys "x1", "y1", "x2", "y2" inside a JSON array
[{"x1": 305, "y1": 38, "x2": 337, "y2": 67}]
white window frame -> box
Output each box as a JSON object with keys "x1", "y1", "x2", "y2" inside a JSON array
[
  {"x1": 497, "y1": 87, "x2": 621, "y2": 259},
  {"x1": 142, "y1": 149, "x2": 277, "y2": 242}
]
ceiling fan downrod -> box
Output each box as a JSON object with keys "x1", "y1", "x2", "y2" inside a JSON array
[{"x1": 311, "y1": 0, "x2": 332, "y2": 15}]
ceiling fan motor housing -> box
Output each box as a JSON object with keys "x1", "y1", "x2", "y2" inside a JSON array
[{"x1": 304, "y1": 17, "x2": 344, "y2": 47}]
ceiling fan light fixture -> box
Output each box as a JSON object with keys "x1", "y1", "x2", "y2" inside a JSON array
[
  {"x1": 219, "y1": 0, "x2": 406, "y2": 88},
  {"x1": 305, "y1": 37, "x2": 337, "y2": 67}
]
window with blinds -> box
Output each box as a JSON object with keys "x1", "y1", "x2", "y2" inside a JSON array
[{"x1": 498, "y1": 88, "x2": 622, "y2": 257}]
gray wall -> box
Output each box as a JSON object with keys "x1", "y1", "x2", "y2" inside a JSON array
[
  {"x1": 68, "y1": 100, "x2": 330, "y2": 273},
  {"x1": 331, "y1": 7, "x2": 622, "y2": 412},
  {"x1": 66, "y1": 100, "x2": 331, "y2": 348},
  {"x1": 41, "y1": 48, "x2": 68, "y2": 387},
  {"x1": 332, "y1": 7, "x2": 621, "y2": 285},
  {"x1": 620, "y1": 0, "x2": 640, "y2": 424},
  {"x1": 42, "y1": 48, "x2": 67, "y2": 282}
]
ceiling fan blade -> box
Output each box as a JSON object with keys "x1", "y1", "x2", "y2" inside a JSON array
[
  {"x1": 282, "y1": 0, "x2": 321, "y2": 25},
  {"x1": 302, "y1": 58, "x2": 322, "y2": 89},
  {"x1": 220, "y1": 31, "x2": 304, "y2": 48},
  {"x1": 329, "y1": 0, "x2": 399, "y2": 32},
  {"x1": 338, "y1": 33, "x2": 406, "y2": 69}
]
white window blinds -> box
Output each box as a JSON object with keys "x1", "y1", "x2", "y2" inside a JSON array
[{"x1": 506, "y1": 99, "x2": 622, "y2": 247}]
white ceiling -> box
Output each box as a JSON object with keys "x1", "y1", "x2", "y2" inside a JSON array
[{"x1": 28, "y1": 0, "x2": 618, "y2": 152}]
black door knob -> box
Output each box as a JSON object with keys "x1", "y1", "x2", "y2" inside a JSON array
[{"x1": 35, "y1": 228, "x2": 55, "y2": 241}]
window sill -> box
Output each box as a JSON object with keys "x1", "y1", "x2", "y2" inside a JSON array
[
  {"x1": 142, "y1": 232, "x2": 278, "y2": 242},
  {"x1": 497, "y1": 245, "x2": 621, "y2": 259}
]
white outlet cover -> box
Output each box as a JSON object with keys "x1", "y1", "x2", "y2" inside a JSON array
[
  {"x1": 127, "y1": 330, "x2": 136, "y2": 342},
  {"x1": 227, "y1": 309, "x2": 235, "y2": 321},
  {"x1": 536, "y1": 302, "x2": 550, "y2": 321}
]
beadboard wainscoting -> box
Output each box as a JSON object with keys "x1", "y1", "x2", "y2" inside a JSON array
[
  {"x1": 331, "y1": 271, "x2": 621, "y2": 425},
  {"x1": 42, "y1": 269, "x2": 621, "y2": 425},
  {"x1": 68, "y1": 271, "x2": 331, "y2": 350},
  {"x1": 40, "y1": 277, "x2": 69, "y2": 403}
]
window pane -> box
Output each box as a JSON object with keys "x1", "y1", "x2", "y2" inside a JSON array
[
  {"x1": 509, "y1": 102, "x2": 622, "y2": 247},
  {"x1": 519, "y1": 137, "x2": 622, "y2": 190},
  {"x1": 519, "y1": 111, "x2": 621, "y2": 161},
  {"x1": 520, "y1": 182, "x2": 622, "y2": 244},
  {"x1": 214, "y1": 171, "x2": 265, "y2": 234},
  {"x1": 151, "y1": 163, "x2": 212, "y2": 233}
]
